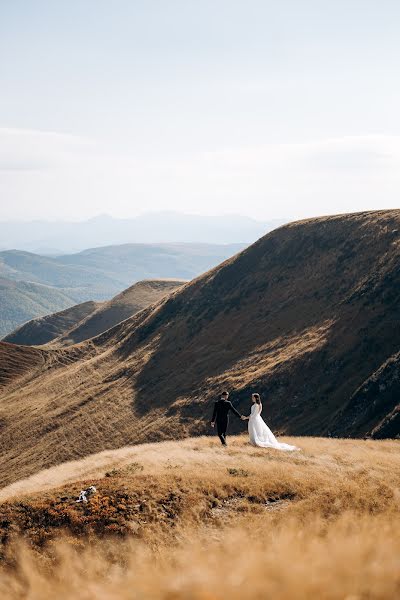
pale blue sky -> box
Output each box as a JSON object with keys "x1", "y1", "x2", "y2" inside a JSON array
[{"x1": 1, "y1": 1, "x2": 400, "y2": 220}]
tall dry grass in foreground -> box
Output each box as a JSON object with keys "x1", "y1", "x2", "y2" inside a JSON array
[
  {"x1": 1, "y1": 514, "x2": 399, "y2": 600},
  {"x1": 0, "y1": 436, "x2": 399, "y2": 599}
]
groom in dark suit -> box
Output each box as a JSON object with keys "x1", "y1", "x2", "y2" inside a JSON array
[{"x1": 211, "y1": 391, "x2": 244, "y2": 446}]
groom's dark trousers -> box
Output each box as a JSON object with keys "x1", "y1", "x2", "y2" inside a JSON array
[{"x1": 212, "y1": 399, "x2": 242, "y2": 445}]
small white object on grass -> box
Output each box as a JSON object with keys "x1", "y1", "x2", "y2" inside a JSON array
[{"x1": 75, "y1": 485, "x2": 97, "y2": 503}]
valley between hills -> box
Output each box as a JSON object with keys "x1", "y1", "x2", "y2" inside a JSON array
[{"x1": 0, "y1": 209, "x2": 399, "y2": 491}]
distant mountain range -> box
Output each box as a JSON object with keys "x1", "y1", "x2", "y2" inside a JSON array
[
  {"x1": 0, "y1": 243, "x2": 244, "y2": 337},
  {"x1": 0, "y1": 212, "x2": 285, "y2": 254}
]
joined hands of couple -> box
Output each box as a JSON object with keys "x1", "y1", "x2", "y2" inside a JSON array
[{"x1": 210, "y1": 413, "x2": 248, "y2": 428}]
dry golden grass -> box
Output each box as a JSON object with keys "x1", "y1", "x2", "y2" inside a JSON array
[{"x1": 0, "y1": 436, "x2": 399, "y2": 599}]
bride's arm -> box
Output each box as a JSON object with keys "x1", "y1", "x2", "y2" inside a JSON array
[{"x1": 242, "y1": 407, "x2": 252, "y2": 420}]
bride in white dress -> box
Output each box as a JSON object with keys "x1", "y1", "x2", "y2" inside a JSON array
[{"x1": 243, "y1": 393, "x2": 299, "y2": 451}]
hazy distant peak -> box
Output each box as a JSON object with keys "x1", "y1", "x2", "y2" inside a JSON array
[
  {"x1": 0, "y1": 212, "x2": 286, "y2": 253},
  {"x1": 85, "y1": 213, "x2": 114, "y2": 223}
]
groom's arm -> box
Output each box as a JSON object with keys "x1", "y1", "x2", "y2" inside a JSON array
[{"x1": 229, "y1": 402, "x2": 242, "y2": 419}]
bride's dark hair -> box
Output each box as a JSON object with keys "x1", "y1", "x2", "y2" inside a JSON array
[{"x1": 253, "y1": 393, "x2": 261, "y2": 404}]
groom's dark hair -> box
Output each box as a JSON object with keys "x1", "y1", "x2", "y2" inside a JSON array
[{"x1": 221, "y1": 391, "x2": 229, "y2": 397}]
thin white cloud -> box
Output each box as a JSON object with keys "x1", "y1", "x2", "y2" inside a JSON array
[
  {"x1": 0, "y1": 128, "x2": 399, "y2": 220},
  {"x1": 0, "y1": 128, "x2": 95, "y2": 171}
]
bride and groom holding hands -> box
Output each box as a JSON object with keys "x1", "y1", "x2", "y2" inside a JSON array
[{"x1": 211, "y1": 391, "x2": 298, "y2": 451}]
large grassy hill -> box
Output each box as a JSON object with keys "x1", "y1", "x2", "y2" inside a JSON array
[{"x1": 0, "y1": 210, "x2": 399, "y2": 487}]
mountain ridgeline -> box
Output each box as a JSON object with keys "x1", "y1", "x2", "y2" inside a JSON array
[
  {"x1": 0, "y1": 212, "x2": 283, "y2": 253},
  {"x1": 0, "y1": 210, "x2": 399, "y2": 486}
]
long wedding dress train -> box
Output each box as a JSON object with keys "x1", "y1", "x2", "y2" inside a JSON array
[{"x1": 248, "y1": 404, "x2": 299, "y2": 451}]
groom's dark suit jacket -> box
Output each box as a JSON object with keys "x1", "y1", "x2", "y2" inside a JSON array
[{"x1": 212, "y1": 399, "x2": 241, "y2": 424}]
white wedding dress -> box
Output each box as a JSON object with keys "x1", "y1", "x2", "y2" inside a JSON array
[{"x1": 248, "y1": 404, "x2": 299, "y2": 451}]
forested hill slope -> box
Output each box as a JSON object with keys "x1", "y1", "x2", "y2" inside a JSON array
[{"x1": 0, "y1": 277, "x2": 77, "y2": 339}]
